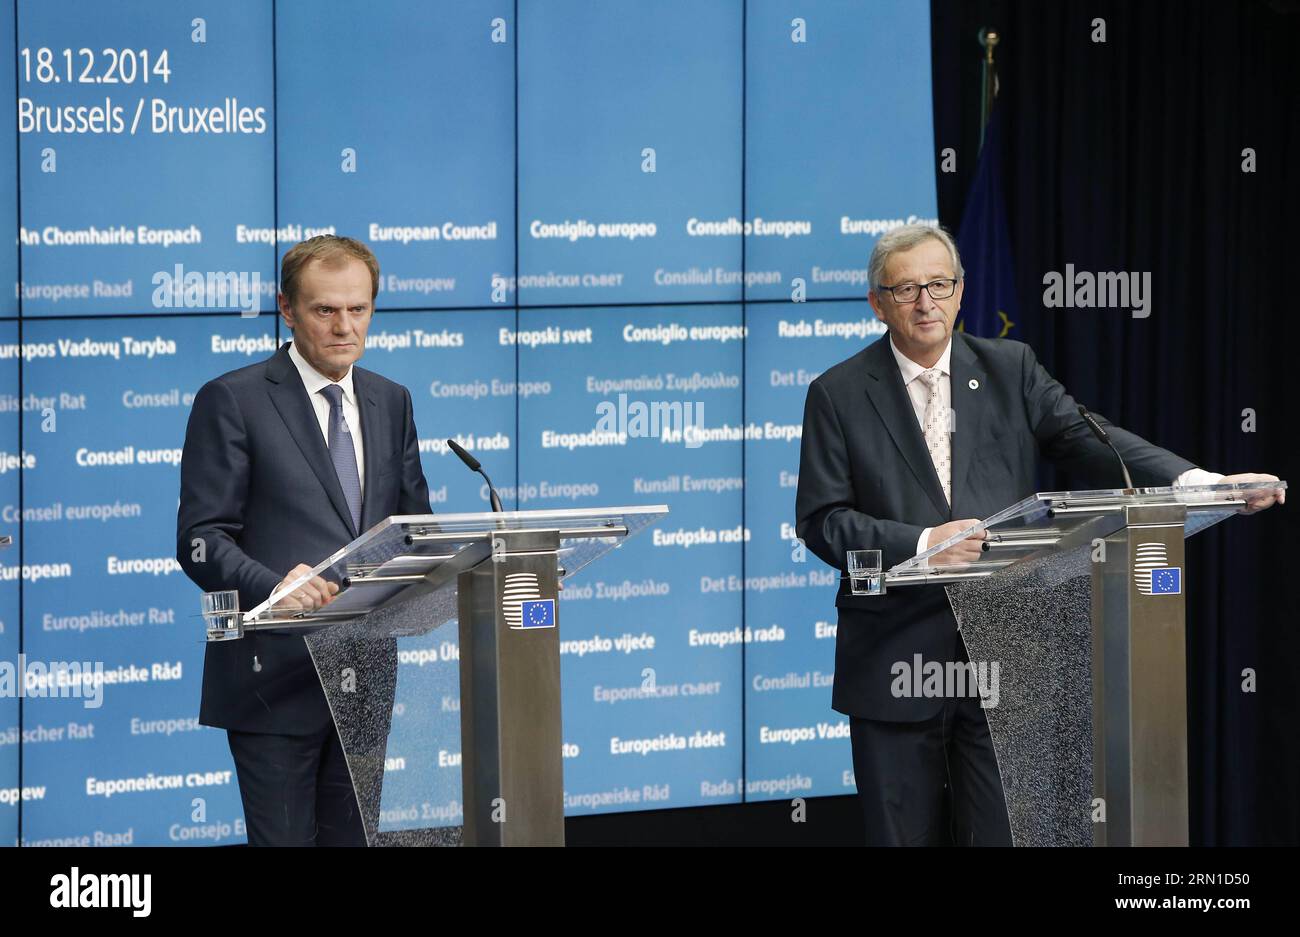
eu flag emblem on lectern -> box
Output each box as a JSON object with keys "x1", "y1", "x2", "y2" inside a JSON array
[
  {"x1": 520, "y1": 599, "x2": 556, "y2": 629},
  {"x1": 1151, "y1": 567, "x2": 1182, "y2": 595}
]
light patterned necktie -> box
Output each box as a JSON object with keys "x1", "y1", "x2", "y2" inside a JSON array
[
  {"x1": 918, "y1": 368, "x2": 951, "y2": 506},
  {"x1": 320, "y1": 383, "x2": 363, "y2": 531}
]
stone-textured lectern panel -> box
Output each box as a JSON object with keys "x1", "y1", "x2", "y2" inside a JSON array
[
  {"x1": 946, "y1": 548, "x2": 1094, "y2": 847},
  {"x1": 306, "y1": 589, "x2": 463, "y2": 846}
]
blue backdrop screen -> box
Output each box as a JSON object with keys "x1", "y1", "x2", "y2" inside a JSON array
[{"x1": 1, "y1": 0, "x2": 935, "y2": 845}]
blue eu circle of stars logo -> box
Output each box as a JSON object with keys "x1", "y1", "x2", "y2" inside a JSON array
[
  {"x1": 1151, "y1": 567, "x2": 1182, "y2": 595},
  {"x1": 520, "y1": 599, "x2": 556, "y2": 628}
]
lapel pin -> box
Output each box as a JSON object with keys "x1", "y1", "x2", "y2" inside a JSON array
[{"x1": 969, "y1": 378, "x2": 979, "y2": 390}]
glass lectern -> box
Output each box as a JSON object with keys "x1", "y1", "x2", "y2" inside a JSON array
[
  {"x1": 876, "y1": 481, "x2": 1285, "y2": 846},
  {"x1": 202, "y1": 505, "x2": 669, "y2": 847}
]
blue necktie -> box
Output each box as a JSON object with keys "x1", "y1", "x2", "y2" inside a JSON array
[{"x1": 319, "y1": 383, "x2": 362, "y2": 532}]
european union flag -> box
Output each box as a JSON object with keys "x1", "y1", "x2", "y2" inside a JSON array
[
  {"x1": 1151, "y1": 567, "x2": 1182, "y2": 595},
  {"x1": 520, "y1": 599, "x2": 556, "y2": 629},
  {"x1": 956, "y1": 105, "x2": 1019, "y2": 339}
]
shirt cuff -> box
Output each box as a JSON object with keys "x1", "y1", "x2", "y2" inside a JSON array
[
  {"x1": 1171, "y1": 467, "x2": 1226, "y2": 502},
  {"x1": 916, "y1": 527, "x2": 932, "y2": 568},
  {"x1": 1173, "y1": 467, "x2": 1225, "y2": 487}
]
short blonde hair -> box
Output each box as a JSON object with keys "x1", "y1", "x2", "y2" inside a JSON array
[{"x1": 280, "y1": 235, "x2": 380, "y2": 305}]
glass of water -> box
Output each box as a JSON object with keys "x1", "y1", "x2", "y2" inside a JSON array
[
  {"x1": 201, "y1": 589, "x2": 242, "y2": 641},
  {"x1": 846, "y1": 550, "x2": 883, "y2": 595}
]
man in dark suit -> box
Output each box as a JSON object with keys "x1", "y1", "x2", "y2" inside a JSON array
[
  {"x1": 177, "y1": 235, "x2": 432, "y2": 846},
  {"x1": 796, "y1": 224, "x2": 1282, "y2": 846}
]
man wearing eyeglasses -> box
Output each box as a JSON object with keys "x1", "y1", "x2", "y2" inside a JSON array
[{"x1": 795, "y1": 223, "x2": 1282, "y2": 845}]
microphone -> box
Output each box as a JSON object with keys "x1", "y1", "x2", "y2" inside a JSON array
[
  {"x1": 1077, "y1": 405, "x2": 1134, "y2": 490},
  {"x1": 447, "y1": 438, "x2": 503, "y2": 512}
]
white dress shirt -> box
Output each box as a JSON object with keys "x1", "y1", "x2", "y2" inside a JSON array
[
  {"x1": 887, "y1": 335, "x2": 1222, "y2": 563},
  {"x1": 288, "y1": 340, "x2": 365, "y2": 492}
]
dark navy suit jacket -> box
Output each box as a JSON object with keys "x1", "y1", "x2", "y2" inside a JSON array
[
  {"x1": 796, "y1": 332, "x2": 1194, "y2": 722},
  {"x1": 177, "y1": 341, "x2": 431, "y2": 735}
]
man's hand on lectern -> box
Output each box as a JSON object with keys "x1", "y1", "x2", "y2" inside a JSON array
[
  {"x1": 927, "y1": 519, "x2": 987, "y2": 568},
  {"x1": 272, "y1": 563, "x2": 340, "y2": 611},
  {"x1": 1218, "y1": 473, "x2": 1285, "y2": 513}
]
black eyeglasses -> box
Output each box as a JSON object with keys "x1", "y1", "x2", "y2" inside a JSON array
[{"x1": 877, "y1": 278, "x2": 960, "y2": 303}]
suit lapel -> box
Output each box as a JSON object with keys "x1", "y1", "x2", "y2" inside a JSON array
[
  {"x1": 947, "y1": 333, "x2": 988, "y2": 514},
  {"x1": 861, "y1": 335, "x2": 950, "y2": 520},
  {"x1": 353, "y1": 368, "x2": 384, "y2": 533},
  {"x1": 265, "y1": 342, "x2": 359, "y2": 540}
]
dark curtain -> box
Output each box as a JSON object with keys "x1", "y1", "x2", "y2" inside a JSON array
[{"x1": 931, "y1": 0, "x2": 1300, "y2": 844}]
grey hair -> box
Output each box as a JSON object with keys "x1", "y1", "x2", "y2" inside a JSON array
[{"x1": 867, "y1": 223, "x2": 964, "y2": 292}]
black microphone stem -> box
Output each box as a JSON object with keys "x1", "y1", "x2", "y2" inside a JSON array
[{"x1": 1077, "y1": 405, "x2": 1135, "y2": 490}]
